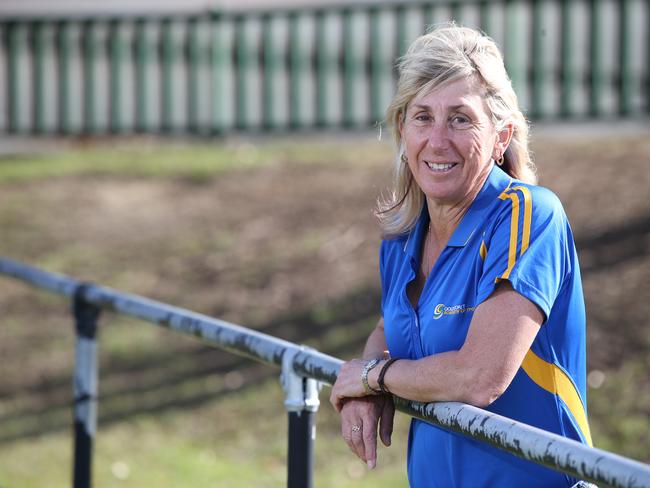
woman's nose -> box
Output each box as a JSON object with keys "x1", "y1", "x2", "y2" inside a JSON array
[{"x1": 426, "y1": 122, "x2": 450, "y2": 151}]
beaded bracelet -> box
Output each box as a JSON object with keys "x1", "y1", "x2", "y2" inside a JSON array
[{"x1": 377, "y1": 357, "x2": 400, "y2": 395}]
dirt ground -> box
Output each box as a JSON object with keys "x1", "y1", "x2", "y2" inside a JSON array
[{"x1": 0, "y1": 130, "x2": 648, "y2": 462}]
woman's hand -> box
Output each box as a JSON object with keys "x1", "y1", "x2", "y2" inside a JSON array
[
  {"x1": 330, "y1": 359, "x2": 375, "y2": 412},
  {"x1": 338, "y1": 396, "x2": 395, "y2": 469}
]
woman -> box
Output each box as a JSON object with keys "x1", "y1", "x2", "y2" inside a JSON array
[{"x1": 330, "y1": 25, "x2": 591, "y2": 487}]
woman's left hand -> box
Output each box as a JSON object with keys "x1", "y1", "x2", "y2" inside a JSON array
[{"x1": 330, "y1": 359, "x2": 375, "y2": 412}]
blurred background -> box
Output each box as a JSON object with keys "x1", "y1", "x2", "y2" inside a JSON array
[{"x1": 0, "y1": 0, "x2": 648, "y2": 486}]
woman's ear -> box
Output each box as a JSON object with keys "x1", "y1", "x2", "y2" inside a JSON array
[{"x1": 494, "y1": 122, "x2": 514, "y2": 158}]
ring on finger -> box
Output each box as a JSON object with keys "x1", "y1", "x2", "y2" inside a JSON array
[{"x1": 351, "y1": 425, "x2": 361, "y2": 433}]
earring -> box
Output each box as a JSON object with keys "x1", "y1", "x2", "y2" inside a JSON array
[
  {"x1": 400, "y1": 153, "x2": 408, "y2": 165},
  {"x1": 495, "y1": 155, "x2": 504, "y2": 166}
]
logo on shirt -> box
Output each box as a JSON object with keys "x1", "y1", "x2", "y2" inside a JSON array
[{"x1": 433, "y1": 303, "x2": 477, "y2": 320}]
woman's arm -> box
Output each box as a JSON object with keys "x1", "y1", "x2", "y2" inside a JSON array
[
  {"x1": 331, "y1": 281, "x2": 543, "y2": 410},
  {"x1": 361, "y1": 317, "x2": 389, "y2": 360}
]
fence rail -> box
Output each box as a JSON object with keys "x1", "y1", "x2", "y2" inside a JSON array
[
  {"x1": 1, "y1": 255, "x2": 650, "y2": 487},
  {"x1": 0, "y1": 0, "x2": 648, "y2": 136}
]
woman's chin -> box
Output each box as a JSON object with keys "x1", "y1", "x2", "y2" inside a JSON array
[{"x1": 422, "y1": 184, "x2": 464, "y2": 206}]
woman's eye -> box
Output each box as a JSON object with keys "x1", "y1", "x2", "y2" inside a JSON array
[
  {"x1": 450, "y1": 115, "x2": 472, "y2": 129},
  {"x1": 414, "y1": 114, "x2": 431, "y2": 122}
]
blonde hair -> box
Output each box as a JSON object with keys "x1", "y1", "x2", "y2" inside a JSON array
[{"x1": 377, "y1": 24, "x2": 537, "y2": 237}]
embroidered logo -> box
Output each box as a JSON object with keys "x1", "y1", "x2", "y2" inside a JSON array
[{"x1": 433, "y1": 303, "x2": 477, "y2": 320}]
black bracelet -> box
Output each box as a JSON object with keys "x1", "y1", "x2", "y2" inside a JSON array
[{"x1": 377, "y1": 357, "x2": 400, "y2": 395}]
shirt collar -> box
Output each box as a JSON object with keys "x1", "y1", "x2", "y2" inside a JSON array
[{"x1": 404, "y1": 164, "x2": 513, "y2": 255}]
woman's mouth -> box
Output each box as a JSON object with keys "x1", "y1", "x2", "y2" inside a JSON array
[{"x1": 425, "y1": 161, "x2": 458, "y2": 173}]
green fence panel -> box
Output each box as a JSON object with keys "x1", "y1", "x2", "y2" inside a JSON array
[
  {"x1": 560, "y1": 0, "x2": 575, "y2": 118},
  {"x1": 6, "y1": 22, "x2": 21, "y2": 133},
  {"x1": 315, "y1": 10, "x2": 335, "y2": 128},
  {"x1": 262, "y1": 13, "x2": 282, "y2": 130},
  {"x1": 342, "y1": 8, "x2": 352, "y2": 127},
  {"x1": 394, "y1": 5, "x2": 410, "y2": 60},
  {"x1": 160, "y1": 19, "x2": 174, "y2": 132},
  {"x1": 420, "y1": 4, "x2": 434, "y2": 33},
  {"x1": 82, "y1": 21, "x2": 97, "y2": 134},
  {"x1": 134, "y1": 19, "x2": 149, "y2": 132},
  {"x1": 505, "y1": 0, "x2": 526, "y2": 109},
  {"x1": 369, "y1": 7, "x2": 384, "y2": 125},
  {"x1": 109, "y1": 21, "x2": 123, "y2": 133},
  {"x1": 32, "y1": 22, "x2": 47, "y2": 133},
  {"x1": 210, "y1": 12, "x2": 230, "y2": 135},
  {"x1": 589, "y1": 0, "x2": 604, "y2": 117},
  {"x1": 530, "y1": 0, "x2": 544, "y2": 119},
  {"x1": 0, "y1": 0, "x2": 648, "y2": 136},
  {"x1": 478, "y1": 0, "x2": 492, "y2": 35},
  {"x1": 56, "y1": 21, "x2": 71, "y2": 134},
  {"x1": 342, "y1": 8, "x2": 357, "y2": 127},
  {"x1": 187, "y1": 18, "x2": 200, "y2": 133},
  {"x1": 641, "y1": 0, "x2": 650, "y2": 113},
  {"x1": 288, "y1": 11, "x2": 308, "y2": 129},
  {"x1": 234, "y1": 14, "x2": 250, "y2": 130},
  {"x1": 451, "y1": 1, "x2": 465, "y2": 25},
  {"x1": 618, "y1": 0, "x2": 634, "y2": 116}
]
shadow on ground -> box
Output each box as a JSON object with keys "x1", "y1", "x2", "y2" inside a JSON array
[
  {"x1": 2, "y1": 211, "x2": 649, "y2": 445},
  {"x1": 0, "y1": 287, "x2": 380, "y2": 444},
  {"x1": 576, "y1": 214, "x2": 650, "y2": 273}
]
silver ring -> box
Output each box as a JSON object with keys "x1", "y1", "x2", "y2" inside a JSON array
[{"x1": 351, "y1": 425, "x2": 361, "y2": 433}]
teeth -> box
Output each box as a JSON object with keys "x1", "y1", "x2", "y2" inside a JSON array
[{"x1": 426, "y1": 162, "x2": 456, "y2": 171}]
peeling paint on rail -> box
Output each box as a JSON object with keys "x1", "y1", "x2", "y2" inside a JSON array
[
  {"x1": 1, "y1": 256, "x2": 649, "y2": 488},
  {"x1": 394, "y1": 399, "x2": 650, "y2": 488}
]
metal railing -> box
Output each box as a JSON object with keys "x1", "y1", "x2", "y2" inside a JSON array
[
  {"x1": 1, "y1": 256, "x2": 650, "y2": 488},
  {"x1": 1, "y1": 0, "x2": 649, "y2": 136}
]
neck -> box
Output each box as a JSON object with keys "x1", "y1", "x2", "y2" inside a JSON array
[
  {"x1": 425, "y1": 192, "x2": 474, "y2": 244},
  {"x1": 425, "y1": 175, "x2": 486, "y2": 244}
]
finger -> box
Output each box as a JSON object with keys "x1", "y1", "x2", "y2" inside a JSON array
[
  {"x1": 379, "y1": 398, "x2": 395, "y2": 447},
  {"x1": 329, "y1": 389, "x2": 344, "y2": 413},
  {"x1": 349, "y1": 423, "x2": 367, "y2": 462},
  {"x1": 342, "y1": 422, "x2": 365, "y2": 461},
  {"x1": 362, "y1": 420, "x2": 378, "y2": 469},
  {"x1": 341, "y1": 413, "x2": 365, "y2": 462}
]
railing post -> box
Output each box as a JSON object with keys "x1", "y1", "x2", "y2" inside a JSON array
[
  {"x1": 281, "y1": 347, "x2": 321, "y2": 488},
  {"x1": 72, "y1": 284, "x2": 101, "y2": 488}
]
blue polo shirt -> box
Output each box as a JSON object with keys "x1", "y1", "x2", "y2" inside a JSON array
[{"x1": 380, "y1": 164, "x2": 590, "y2": 487}]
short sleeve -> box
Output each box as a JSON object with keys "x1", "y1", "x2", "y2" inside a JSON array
[{"x1": 476, "y1": 185, "x2": 573, "y2": 320}]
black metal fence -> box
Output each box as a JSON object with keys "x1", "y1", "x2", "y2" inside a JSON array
[
  {"x1": 1, "y1": 256, "x2": 650, "y2": 488},
  {"x1": 0, "y1": 0, "x2": 648, "y2": 136}
]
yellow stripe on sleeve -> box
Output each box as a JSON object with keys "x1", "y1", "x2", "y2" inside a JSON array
[
  {"x1": 496, "y1": 187, "x2": 533, "y2": 281},
  {"x1": 521, "y1": 349, "x2": 593, "y2": 446},
  {"x1": 497, "y1": 191, "x2": 520, "y2": 280},
  {"x1": 512, "y1": 186, "x2": 532, "y2": 254}
]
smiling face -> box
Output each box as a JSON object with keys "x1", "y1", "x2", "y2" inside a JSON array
[{"x1": 400, "y1": 76, "x2": 511, "y2": 209}]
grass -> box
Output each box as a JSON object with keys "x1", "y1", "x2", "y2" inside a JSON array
[
  {"x1": 0, "y1": 136, "x2": 391, "y2": 183},
  {"x1": 0, "y1": 137, "x2": 407, "y2": 488},
  {"x1": 0, "y1": 134, "x2": 648, "y2": 487},
  {"x1": 0, "y1": 141, "x2": 268, "y2": 182},
  {"x1": 0, "y1": 330, "x2": 411, "y2": 488}
]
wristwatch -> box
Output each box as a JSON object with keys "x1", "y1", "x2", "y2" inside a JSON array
[{"x1": 361, "y1": 358, "x2": 382, "y2": 394}]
